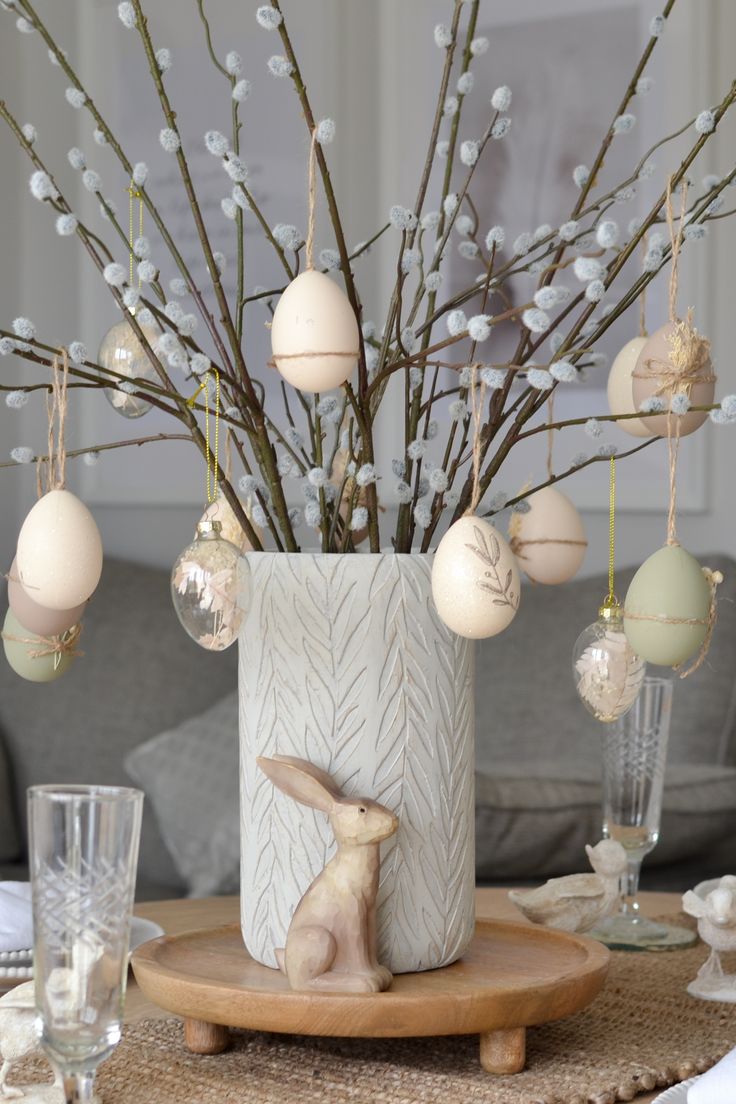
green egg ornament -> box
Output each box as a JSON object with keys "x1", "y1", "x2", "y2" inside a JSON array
[
  {"x1": 623, "y1": 545, "x2": 712, "y2": 667},
  {"x1": 2, "y1": 609, "x2": 75, "y2": 683}
]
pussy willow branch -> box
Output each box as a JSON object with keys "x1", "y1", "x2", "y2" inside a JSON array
[
  {"x1": 0, "y1": 433, "x2": 193, "y2": 470},
  {"x1": 484, "y1": 437, "x2": 660, "y2": 517},
  {"x1": 15, "y1": 0, "x2": 243, "y2": 388},
  {"x1": 452, "y1": 77, "x2": 736, "y2": 521},
  {"x1": 272, "y1": 0, "x2": 384, "y2": 551}
]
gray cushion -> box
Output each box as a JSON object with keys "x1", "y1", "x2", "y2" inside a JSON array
[
  {"x1": 0, "y1": 557, "x2": 238, "y2": 891},
  {"x1": 0, "y1": 732, "x2": 19, "y2": 862},
  {"x1": 125, "y1": 692, "x2": 240, "y2": 897},
  {"x1": 474, "y1": 554, "x2": 736, "y2": 774},
  {"x1": 475, "y1": 760, "x2": 736, "y2": 879}
]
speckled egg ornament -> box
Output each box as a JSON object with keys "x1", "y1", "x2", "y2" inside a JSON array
[
  {"x1": 16, "y1": 489, "x2": 103, "y2": 611},
  {"x1": 606, "y1": 336, "x2": 653, "y2": 438},
  {"x1": 432, "y1": 516, "x2": 520, "y2": 639},
  {"x1": 271, "y1": 269, "x2": 359, "y2": 393},
  {"x1": 270, "y1": 127, "x2": 359, "y2": 394},
  {"x1": 508, "y1": 486, "x2": 587, "y2": 585},
  {"x1": 632, "y1": 319, "x2": 714, "y2": 436},
  {"x1": 624, "y1": 545, "x2": 719, "y2": 668},
  {"x1": 2, "y1": 608, "x2": 78, "y2": 683}
]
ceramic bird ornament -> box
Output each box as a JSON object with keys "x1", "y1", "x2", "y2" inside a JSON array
[
  {"x1": 257, "y1": 755, "x2": 398, "y2": 993},
  {"x1": 683, "y1": 882, "x2": 736, "y2": 1002},
  {"x1": 0, "y1": 981, "x2": 64, "y2": 1101},
  {"x1": 508, "y1": 840, "x2": 627, "y2": 933}
]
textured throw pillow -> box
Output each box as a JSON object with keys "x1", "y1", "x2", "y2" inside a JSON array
[
  {"x1": 0, "y1": 731, "x2": 19, "y2": 863},
  {"x1": 125, "y1": 692, "x2": 240, "y2": 896},
  {"x1": 475, "y1": 760, "x2": 736, "y2": 880}
]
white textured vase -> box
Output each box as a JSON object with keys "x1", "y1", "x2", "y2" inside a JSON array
[{"x1": 239, "y1": 552, "x2": 475, "y2": 974}]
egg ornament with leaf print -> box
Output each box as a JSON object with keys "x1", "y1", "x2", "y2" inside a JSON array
[
  {"x1": 432, "y1": 515, "x2": 520, "y2": 639},
  {"x1": 171, "y1": 520, "x2": 250, "y2": 651}
]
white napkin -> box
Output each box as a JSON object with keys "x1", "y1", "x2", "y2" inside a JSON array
[
  {"x1": 688, "y1": 1047, "x2": 736, "y2": 1103},
  {"x1": 0, "y1": 881, "x2": 33, "y2": 952}
]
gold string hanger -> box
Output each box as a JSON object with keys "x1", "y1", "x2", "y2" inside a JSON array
[
  {"x1": 600, "y1": 455, "x2": 618, "y2": 617},
  {"x1": 127, "y1": 179, "x2": 144, "y2": 302},
  {"x1": 187, "y1": 370, "x2": 220, "y2": 505}
]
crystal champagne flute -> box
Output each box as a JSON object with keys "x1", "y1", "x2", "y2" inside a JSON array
[
  {"x1": 589, "y1": 675, "x2": 695, "y2": 950},
  {"x1": 28, "y1": 785, "x2": 143, "y2": 1103}
]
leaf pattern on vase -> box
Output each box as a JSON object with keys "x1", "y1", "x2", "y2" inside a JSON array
[
  {"x1": 239, "y1": 553, "x2": 475, "y2": 974},
  {"x1": 465, "y1": 526, "x2": 519, "y2": 609}
]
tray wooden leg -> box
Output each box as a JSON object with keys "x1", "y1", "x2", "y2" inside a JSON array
[
  {"x1": 184, "y1": 1017, "x2": 231, "y2": 1055},
  {"x1": 479, "y1": 1026, "x2": 526, "y2": 1074}
]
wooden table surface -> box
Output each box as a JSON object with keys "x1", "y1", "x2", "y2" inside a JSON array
[{"x1": 131, "y1": 888, "x2": 684, "y2": 1103}]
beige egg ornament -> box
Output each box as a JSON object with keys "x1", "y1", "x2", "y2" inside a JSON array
[
  {"x1": 632, "y1": 320, "x2": 715, "y2": 437},
  {"x1": 624, "y1": 544, "x2": 714, "y2": 667},
  {"x1": 509, "y1": 486, "x2": 587, "y2": 585},
  {"x1": 2, "y1": 609, "x2": 76, "y2": 683},
  {"x1": 197, "y1": 491, "x2": 261, "y2": 552},
  {"x1": 432, "y1": 516, "x2": 520, "y2": 639},
  {"x1": 16, "y1": 489, "x2": 103, "y2": 610},
  {"x1": 271, "y1": 270, "x2": 359, "y2": 393},
  {"x1": 606, "y1": 336, "x2": 653, "y2": 438}
]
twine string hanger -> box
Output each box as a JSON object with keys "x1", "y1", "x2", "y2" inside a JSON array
[
  {"x1": 305, "y1": 127, "x2": 318, "y2": 272},
  {"x1": 639, "y1": 233, "x2": 648, "y2": 338},
  {"x1": 37, "y1": 350, "x2": 69, "y2": 498},
  {"x1": 546, "y1": 392, "x2": 555, "y2": 481},
  {"x1": 664, "y1": 176, "x2": 687, "y2": 548},
  {"x1": 464, "y1": 363, "x2": 487, "y2": 516}
]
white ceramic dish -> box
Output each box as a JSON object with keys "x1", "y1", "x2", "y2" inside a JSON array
[
  {"x1": 0, "y1": 918, "x2": 164, "y2": 984},
  {"x1": 651, "y1": 1077, "x2": 700, "y2": 1103}
]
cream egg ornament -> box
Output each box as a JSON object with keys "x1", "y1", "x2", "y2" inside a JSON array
[
  {"x1": 508, "y1": 486, "x2": 587, "y2": 585},
  {"x1": 606, "y1": 336, "x2": 653, "y2": 438},
  {"x1": 2, "y1": 609, "x2": 77, "y2": 683},
  {"x1": 632, "y1": 320, "x2": 715, "y2": 437},
  {"x1": 16, "y1": 489, "x2": 103, "y2": 610},
  {"x1": 624, "y1": 544, "x2": 716, "y2": 667},
  {"x1": 271, "y1": 270, "x2": 359, "y2": 393},
  {"x1": 197, "y1": 491, "x2": 261, "y2": 553},
  {"x1": 432, "y1": 516, "x2": 520, "y2": 639},
  {"x1": 7, "y1": 557, "x2": 86, "y2": 637}
]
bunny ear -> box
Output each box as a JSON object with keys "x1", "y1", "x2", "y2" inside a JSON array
[{"x1": 257, "y1": 755, "x2": 342, "y2": 813}]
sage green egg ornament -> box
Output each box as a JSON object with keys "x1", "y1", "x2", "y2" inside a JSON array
[
  {"x1": 2, "y1": 609, "x2": 75, "y2": 683},
  {"x1": 624, "y1": 545, "x2": 711, "y2": 667}
]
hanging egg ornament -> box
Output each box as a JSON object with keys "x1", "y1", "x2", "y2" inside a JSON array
[
  {"x1": 508, "y1": 486, "x2": 587, "y2": 585},
  {"x1": 632, "y1": 320, "x2": 714, "y2": 437},
  {"x1": 606, "y1": 337, "x2": 654, "y2": 438},
  {"x1": 7, "y1": 557, "x2": 86, "y2": 637},
  {"x1": 432, "y1": 516, "x2": 520, "y2": 639},
  {"x1": 270, "y1": 270, "x2": 359, "y2": 393},
  {"x1": 573, "y1": 603, "x2": 646, "y2": 722},
  {"x1": 2, "y1": 609, "x2": 77, "y2": 683},
  {"x1": 98, "y1": 318, "x2": 160, "y2": 419},
  {"x1": 171, "y1": 520, "x2": 250, "y2": 651},
  {"x1": 197, "y1": 491, "x2": 261, "y2": 553},
  {"x1": 624, "y1": 544, "x2": 713, "y2": 667},
  {"x1": 16, "y1": 489, "x2": 103, "y2": 610}
]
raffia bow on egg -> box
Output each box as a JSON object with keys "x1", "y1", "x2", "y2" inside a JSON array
[{"x1": 2, "y1": 621, "x2": 84, "y2": 670}]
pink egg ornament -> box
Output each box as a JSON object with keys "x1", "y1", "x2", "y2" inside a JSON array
[
  {"x1": 7, "y1": 557, "x2": 86, "y2": 636},
  {"x1": 632, "y1": 320, "x2": 714, "y2": 437}
]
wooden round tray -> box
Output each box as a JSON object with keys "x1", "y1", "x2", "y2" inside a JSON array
[{"x1": 132, "y1": 920, "x2": 609, "y2": 1076}]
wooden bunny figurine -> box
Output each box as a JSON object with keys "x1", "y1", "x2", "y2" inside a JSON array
[{"x1": 257, "y1": 755, "x2": 398, "y2": 993}]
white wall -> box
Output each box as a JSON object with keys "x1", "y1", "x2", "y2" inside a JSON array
[{"x1": 1, "y1": 0, "x2": 734, "y2": 578}]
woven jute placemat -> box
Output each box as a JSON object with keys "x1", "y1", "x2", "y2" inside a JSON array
[{"x1": 13, "y1": 921, "x2": 736, "y2": 1104}]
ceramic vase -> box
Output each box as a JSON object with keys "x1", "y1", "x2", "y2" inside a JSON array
[{"x1": 239, "y1": 552, "x2": 475, "y2": 974}]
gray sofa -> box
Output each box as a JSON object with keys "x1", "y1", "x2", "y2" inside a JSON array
[{"x1": 1, "y1": 555, "x2": 735, "y2": 898}]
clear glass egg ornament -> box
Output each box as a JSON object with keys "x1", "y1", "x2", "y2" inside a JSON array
[
  {"x1": 170, "y1": 520, "x2": 250, "y2": 651},
  {"x1": 98, "y1": 316, "x2": 160, "y2": 419},
  {"x1": 572, "y1": 602, "x2": 646, "y2": 723}
]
